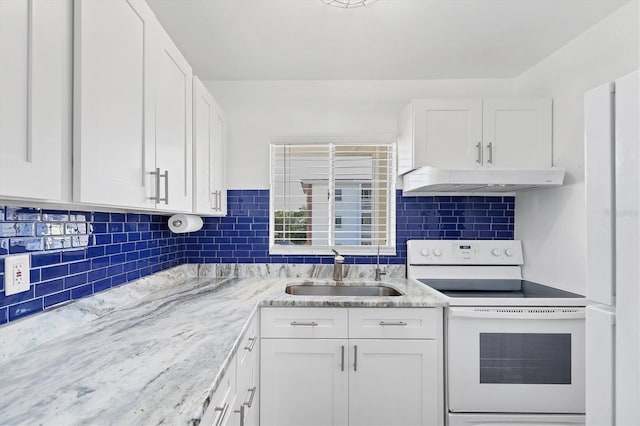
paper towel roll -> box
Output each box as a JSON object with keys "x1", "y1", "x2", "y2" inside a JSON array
[{"x1": 168, "y1": 214, "x2": 203, "y2": 233}]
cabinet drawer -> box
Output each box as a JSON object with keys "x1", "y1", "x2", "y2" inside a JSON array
[
  {"x1": 261, "y1": 308, "x2": 348, "y2": 339},
  {"x1": 202, "y1": 354, "x2": 236, "y2": 426},
  {"x1": 349, "y1": 308, "x2": 441, "y2": 339},
  {"x1": 238, "y1": 313, "x2": 259, "y2": 375}
]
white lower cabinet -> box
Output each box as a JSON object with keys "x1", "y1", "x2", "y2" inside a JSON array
[
  {"x1": 261, "y1": 338, "x2": 349, "y2": 426},
  {"x1": 235, "y1": 314, "x2": 260, "y2": 426},
  {"x1": 349, "y1": 339, "x2": 440, "y2": 426},
  {"x1": 203, "y1": 313, "x2": 260, "y2": 426},
  {"x1": 202, "y1": 354, "x2": 237, "y2": 426},
  {"x1": 260, "y1": 307, "x2": 443, "y2": 426}
]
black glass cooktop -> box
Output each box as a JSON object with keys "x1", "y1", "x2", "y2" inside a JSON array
[{"x1": 416, "y1": 279, "x2": 584, "y2": 298}]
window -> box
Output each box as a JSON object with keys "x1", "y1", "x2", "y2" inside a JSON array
[{"x1": 270, "y1": 141, "x2": 396, "y2": 255}]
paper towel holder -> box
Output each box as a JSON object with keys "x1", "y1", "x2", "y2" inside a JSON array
[{"x1": 168, "y1": 214, "x2": 203, "y2": 233}]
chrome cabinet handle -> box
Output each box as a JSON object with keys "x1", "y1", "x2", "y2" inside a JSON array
[
  {"x1": 211, "y1": 190, "x2": 219, "y2": 211},
  {"x1": 150, "y1": 168, "x2": 169, "y2": 204},
  {"x1": 213, "y1": 403, "x2": 229, "y2": 426},
  {"x1": 290, "y1": 321, "x2": 318, "y2": 327},
  {"x1": 149, "y1": 167, "x2": 161, "y2": 203},
  {"x1": 233, "y1": 404, "x2": 245, "y2": 426},
  {"x1": 244, "y1": 336, "x2": 257, "y2": 352},
  {"x1": 353, "y1": 345, "x2": 358, "y2": 372},
  {"x1": 217, "y1": 190, "x2": 222, "y2": 211},
  {"x1": 244, "y1": 386, "x2": 257, "y2": 408},
  {"x1": 162, "y1": 169, "x2": 169, "y2": 204},
  {"x1": 379, "y1": 321, "x2": 407, "y2": 326},
  {"x1": 475, "y1": 142, "x2": 483, "y2": 164},
  {"x1": 486, "y1": 142, "x2": 493, "y2": 164},
  {"x1": 340, "y1": 345, "x2": 345, "y2": 372}
]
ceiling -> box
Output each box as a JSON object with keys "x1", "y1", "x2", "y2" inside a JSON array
[{"x1": 146, "y1": 0, "x2": 629, "y2": 80}]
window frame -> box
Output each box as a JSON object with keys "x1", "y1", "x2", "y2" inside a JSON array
[{"x1": 269, "y1": 137, "x2": 396, "y2": 256}]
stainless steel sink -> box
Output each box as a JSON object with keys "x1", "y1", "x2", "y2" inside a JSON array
[{"x1": 285, "y1": 284, "x2": 402, "y2": 297}]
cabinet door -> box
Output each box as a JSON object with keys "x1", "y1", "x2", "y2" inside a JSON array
[
  {"x1": 348, "y1": 339, "x2": 442, "y2": 426},
  {"x1": 236, "y1": 314, "x2": 259, "y2": 426},
  {"x1": 482, "y1": 98, "x2": 552, "y2": 169},
  {"x1": 0, "y1": 0, "x2": 71, "y2": 200},
  {"x1": 260, "y1": 339, "x2": 348, "y2": 426},
  {"x1": 73, "y1": 0, "x2": 155, "y2": 209},
  {"x1": 413, "y1": 99, "x2": 483, "y2": 169},
  {"x1": 202, "y1": 354, "x2": 237, "y2": 426},
  {"x1": 193, "y1": 76, "x2": 227, "y2": 216},
  {"x1": 211, "y1": 101, "x2": 227, "y2": 215},
  {"x1": 151, "y1": 25, "x2": 192, "y2": 212}
]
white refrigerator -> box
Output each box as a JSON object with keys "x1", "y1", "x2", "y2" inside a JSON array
[{"x1": 584, "y1": 69, "x2": 639, "y2": 426}]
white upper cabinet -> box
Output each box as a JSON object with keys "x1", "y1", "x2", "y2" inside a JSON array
[
  {"x1": 0, "y1": 0, "x2": 72, "y2": 201},
  {"x1": 193, "y1": 76, "x2": 227, "y2": 216},
  {"x1": 482, "y1": 98, "x2": 552, "y2": 169},
  {"x1": 74, "y1": 0, "x2": 192, "y2": 212},
  {"x1": 151, "y1": 24, "x2": 193, "y2": 212},
  {"x1": 397, "y1": 98, "x2": 552, "y2": 175},
  {"x1": 73, "y1": 0, "x2": 155, "y2": 209},
  {"x1": 398, "y1": 99, "x2": 483, "y2": 174}
]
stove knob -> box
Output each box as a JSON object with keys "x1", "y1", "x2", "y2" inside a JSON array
[
  {"x1": 491, "y1": 248, "x2": 501, "y2": 256},
  {"x1": 420, "y1": 248, "x2": 430, "y2": 256},
  {"x1": 433, "y1": 248, "x2": 442, "y2": 257},
  {"x1": 505, "y1": 248, "x2": 515, "y2": 257}
]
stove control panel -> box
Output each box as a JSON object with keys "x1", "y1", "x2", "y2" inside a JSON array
[{"x1": 407, "y1": 240, "x2": 524, "y2": 265}]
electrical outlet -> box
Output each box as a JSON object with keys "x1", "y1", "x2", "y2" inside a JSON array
[{"x1": 4, "y1": 254, "x2": 31, "y2": 296}]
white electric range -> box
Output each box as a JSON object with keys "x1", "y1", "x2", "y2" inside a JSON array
[{"x1": 407, "y1": 240, "x2": 586, "y2": 426}]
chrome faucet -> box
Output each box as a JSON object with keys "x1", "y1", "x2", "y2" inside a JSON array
[
  {"x1": 331, "y1": 249, "x2": 344, "y2": 284},
  {"x1": 375, "y1": 245, "x2": 387, "y2": 281}
]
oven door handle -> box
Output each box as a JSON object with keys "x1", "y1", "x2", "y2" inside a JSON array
[{"x1": 448, "y1": 308, "x2": 585, "y2": 320}]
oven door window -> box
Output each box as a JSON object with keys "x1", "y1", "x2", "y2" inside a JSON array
[{"x1": 479, "y1": 333, "x2": 572, "y2": 384}]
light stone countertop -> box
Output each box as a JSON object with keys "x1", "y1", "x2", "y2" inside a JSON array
[{"x1": 0, "y1": 264, "x2": 446, "y2": 425}]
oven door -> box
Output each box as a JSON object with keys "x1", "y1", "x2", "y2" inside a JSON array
[{"x1": 447, "y1": 306, "x2": 585, "y2": 414}]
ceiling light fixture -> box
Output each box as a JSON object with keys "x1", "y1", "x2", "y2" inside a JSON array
[{"x1": 320, "y1": 0, "x2": 378, "y2": 8}]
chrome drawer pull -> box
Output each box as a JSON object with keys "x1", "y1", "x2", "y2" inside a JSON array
[
  {"x1": 234, "y1": 404, "x2": 245, "y2": 426},
  {"x1": 340, "y1": 345, "x2": 345, "y2": 372},
  {"x1": 244, "y1": 336, "x2": 257, "y2": 352},
  {"x1": 213, "y1": 403, "x2": 229, "y2": 426},
  {"x1": 244, "y1": 386, "x2": 257, "y2": 408},
  {"x1": 290, "y1": 321, "x2": 318, "y2": 327},
  {"x1": 379, "y1": 321, "x2": 407, "y2": 326},
  {"x1": 353, "y1": 345, "x2": 358, "y2": 372}
]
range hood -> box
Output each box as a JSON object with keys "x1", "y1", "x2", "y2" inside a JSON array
[{"x1": 402, "y1": 166, "x2": 565, "y2": 194}]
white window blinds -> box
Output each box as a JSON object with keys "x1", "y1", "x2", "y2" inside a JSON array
[{"x1": 270, "y1": 142, "x2": 396, "y2": 255}]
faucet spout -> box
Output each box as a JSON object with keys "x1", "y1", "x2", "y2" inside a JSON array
[{"x1": 332, "y1": 249, "x2": 344, "y2": 284}]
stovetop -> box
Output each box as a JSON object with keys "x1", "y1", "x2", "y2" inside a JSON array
[
  {"x1": 406, "y1": 240, "x2": 587, "y2": 306},
  {"x1": 417, "y1": 279, "x2": 584, "y2": 298}
]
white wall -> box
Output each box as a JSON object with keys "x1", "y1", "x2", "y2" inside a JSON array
[
  {"x1": 204, "y1": 1, "x2": 638, "y2": 296},
  {"x1": 513, "y1": 1, "x2": 639, "y2": 293},
  {"x1": 205, "y1": 79, "x2": 513, "y2": 189}
]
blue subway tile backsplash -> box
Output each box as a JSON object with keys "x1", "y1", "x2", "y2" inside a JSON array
[
  {"x1": 0, "y1": 206, "x2": 185, "y2": 325},
  {"x1": 0, "y1": 190, "x2": 514, "y2": 325},
  {"x1": 183, "y1": 190, "x2": 514, "y2": 266}
]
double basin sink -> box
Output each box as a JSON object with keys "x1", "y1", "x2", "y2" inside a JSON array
[{"x1": 285, "y1": 283, "x2": 402, "y2": 297}]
